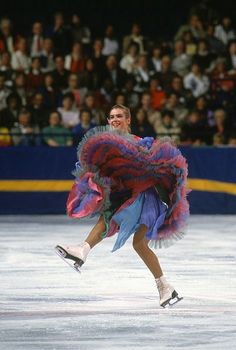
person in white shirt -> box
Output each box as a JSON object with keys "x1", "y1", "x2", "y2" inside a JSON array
[
  {"x1": 57, "y1": 93, "x2": 79, "y2": 128},
  {"x1": 183, "y1": 63, "x2": 210, "y2": 98},
  {"x1": 102, "y1": 25, "x2": 119, "y2": 56},
  {"x1": 120, "y1": 43, "x2": 139, "y2": 74},
  {"x1": 40, "y1": 38, "x2": 55, "y2": 73},
  {"x1": 171, "y1": 40, "x2": 191, "y2": 77},
  {"x1": 214, "y1": 17, "x2": 235, "y2": 46},
  {"x1": 11, "y1": 37, "x2": 31, "y2": 72}
]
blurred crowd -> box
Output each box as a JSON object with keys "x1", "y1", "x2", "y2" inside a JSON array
[{"x1": 1, "y1": 9, "x2": 236, "y2": 147}]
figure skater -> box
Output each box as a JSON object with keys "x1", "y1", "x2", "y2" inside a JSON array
[{"x1": 55, "y1": 104, "x2": 189, "y2": 307}]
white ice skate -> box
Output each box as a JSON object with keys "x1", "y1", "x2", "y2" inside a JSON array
[
  {"x1": 155, "y1": 276, "x2": 183, "y2": 308},
  {"x1": 55, "y1": 242, "x2": 91, "y2": 273}
]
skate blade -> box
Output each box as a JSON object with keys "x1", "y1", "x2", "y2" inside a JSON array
[
  {"x1": 54, "y1": 247, "x2": 81, "y2": 274},
  {"x1": 161, "y1": 296, "x2": 183, "y2": 308}
]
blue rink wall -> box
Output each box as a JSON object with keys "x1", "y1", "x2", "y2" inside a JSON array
[{"x1": 0, "y1": 146, "x2": 236, "y2": 215}]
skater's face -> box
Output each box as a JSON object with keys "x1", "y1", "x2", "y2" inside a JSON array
[{"x1": 108, "y1": 108, "x2": 131, "y2": 133}]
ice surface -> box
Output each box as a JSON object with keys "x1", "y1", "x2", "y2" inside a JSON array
[{"x1": 0, "y1": 215, "x2": 236, "y2": 350}]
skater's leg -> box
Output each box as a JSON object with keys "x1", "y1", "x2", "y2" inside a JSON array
[
  {"x1": 132, "y1": 224, "x2": 163, "y2": 278},
  {"x1": 85, "y1": 214, "x2": 105, "y2": 249}
]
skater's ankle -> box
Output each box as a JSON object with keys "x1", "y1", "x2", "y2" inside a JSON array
[{"x1": 155, "y1": 275, "x2": 167, "y2": 284}]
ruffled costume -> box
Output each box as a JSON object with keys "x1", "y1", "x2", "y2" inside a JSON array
[{"x1": 67, "y1": 126, "x2": 190, "y2": 251}]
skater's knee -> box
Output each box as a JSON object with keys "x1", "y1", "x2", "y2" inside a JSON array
[{"x1": 133, "y1": 235, "x2": 148, "y2": 252}]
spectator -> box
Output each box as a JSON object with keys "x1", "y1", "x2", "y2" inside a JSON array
[
  {"x1": 149, "y1": 46, "x2": 162, "y2": 73},
  {"x1": 181, "y1": 110, "x2": 209, "y2": 145},
  {"x1": 226, "y1": 40, "x2": 236, "y2": 73},
  {"x1": 38, "y1": 73, "x2": 62, "y2": 109},
  {"x1": 0, "y1": 92, "x2": 21, "y2": 129},
  {"x1": 72, "y1": 109, "x2": 96, "y2": 144},
  {"x1": 113, "y1": 92, "x2": 126, "y2": 106},
  {"x1": 27, "y1": 57, "x2": 44, "y2": 94},
  {"x1": 51, "y1": 12, "x2": 71, "y2": 55},
  {"x1": 11, "y1": 108, "x2": 41, "y2": 146},
  {"x1": 209, "y1": 108, "x2": 229, "y2": 143},
  {"x1": 133, "y1": 54, "x2": 152, "y2": 92},
  {"x1": 140, "y1": 91, "x2": 162, "y2": 126},
  {"x1": 64, "y1": 73, "x2": 88, "y2": 108},
  {"x1": 0, "y1": 74, "x2": 10, "y2": 110},
  {"x1": 43, "y1": 110, "x2": 72, "y2": 146},
  {"x1": 171, "y1": 40, "x2": 191, "y2": 76},
  {"x1": 149, "y1": 76, "x2": 166, "y2": 110},
  {"x1": 29, "y1": 21, "x2": 44, "y2": 57},
  {"x1": 14, "y1": 72, "x2": 27, "y2": 105},
  {"x1": 40, "y1": 38, "x2": 55, "y2": 73},
  {"x1": 78, "y1": 58, "x2": 99, "y2": 90},
  {"x1": 101, "y1": 55, "x2": 127, "y2": 89},
  {"x1": 0, "y1": 17, "x2": 14, "y2": 54},
  {"x1": 159, "y1": 55, "x2": 175, "y2": 90},
  {"x1": 205, "y1": 24, "x2": 225, "y2": 55},
  {"x1": 96, "y1": 77, "x2": 114, "y2": 109},
  {"x1": 182, "y1": 30, "x2": 197, "y2": 56},
  {"x1": 227, "y1": 133, "x2": 236, "y2": 146},
  {"x1": 210, "y1": 57, "x2": 235, "y2": 96},
  {"x1": 193, "y1": 39, "x2": 216, "y2": 72},
  {"x1": 102, "y1": 25, "x2": 119, "y2": 56},
  {"x1": 65, "y1": 42, "x2": 85, "y2": 74},
  {"x1": 164, "y1": 93, "x2": 188, "y2": 123},
  {"x1": 122, "y1": 76, "x2": 139, "y2": 109},
  {"x1": 214, "y1": 16, "x2": 235, "y2": 46},
  {"x1": 57, "y1": 93, "x2": 79, "y2": 128},
  {"x1": 132, "y1": 108, "x2": 155, "y2": 138},
  {"x1": 52, "y1": 55, "x2": 70, "y2": 90},
  {"x1": 0, "y1": 51, "x2": 14, "y2": 86},
  {"x1": 11, "y1": 37, "x2": 31, "y2": 72},
  {"x1": 212, "y1": 132, "x2": 225, "y2": 146},
  {"x1": 194, "y1": 96, "x2": 214, "y2": 126},
  {"x1": 70, "y1": 13, "x2": 91, "y2": 46},
  {"x1": 175, "y1": 14, "x2": 205, "y2": 41},
  {"x1": 82, "y1": 93, "x2": 104, "y2": 125},
  {"x1": 92, "y1": 38, "x2": 105, "y2": 74},
  {"x1": 28, "y1": 92, "x2": 48, "y2": 129},
  {"x1": 154, "y1": 109, "x2": 180, "y2": 142},
  {"x1": 167, "y1": 75, "x2": 192, "y2": 105},
  {"x1": 120, "y1": 43, "x2": 139, "y2": 74},
  {"x1": 184, "y1": 63, "x2": 210, "y2": 98},
  {"x1": 123, "y1": 23, "x2": 146, "y2": 54}
]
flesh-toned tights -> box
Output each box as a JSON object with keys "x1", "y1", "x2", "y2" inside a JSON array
[{"x1": 85, "y1": 215, "x2": 163, "y2": 278}]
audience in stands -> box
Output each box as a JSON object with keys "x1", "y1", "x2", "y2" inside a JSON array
[{"x1": 0, "y1": 9, "x2": 236, "y2": 147}]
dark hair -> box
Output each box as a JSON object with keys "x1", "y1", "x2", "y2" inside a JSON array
[
  {"x1": 80, "y1": 108, "x2": 92, "y2": 119},
  {"x1": 62, "y1": 92, "x2": 74, "y2": 101},
  {"x1": 162, "y1": 109, "x2": 175, "y2": 119},
  {"x1": 50, "y1": 110, "x2": 62, "y2": 120}
]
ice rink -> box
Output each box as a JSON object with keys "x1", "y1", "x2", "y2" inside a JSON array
[{"x1": 0, "y1": 215, "x2": 236, "y2": 350}]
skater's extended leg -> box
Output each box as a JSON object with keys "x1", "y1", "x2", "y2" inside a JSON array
[
  {"x1": 85, "y1": 215, "x2": 105, "y2": 248},
  {"x1": 132, "y1": 224, "x2": 182, "y2": 307},
  {"x1": 55, "y1": 215, "x2": 105, "y2": 271},
  {"x1": 132, "y1": 224, "x2": 163, "y2": 278}
]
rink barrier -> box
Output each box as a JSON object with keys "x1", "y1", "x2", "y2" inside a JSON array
[
  {"x1": 1, "y1": 178, "x2": 236, "y2": 195},
  {"x1": 0, "y1": 146, "x2": 236, "y2": 214}
]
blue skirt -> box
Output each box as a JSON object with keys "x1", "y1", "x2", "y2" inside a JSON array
[{"x1": 111, "y1": 187, "x2": 168, "y2": 252}]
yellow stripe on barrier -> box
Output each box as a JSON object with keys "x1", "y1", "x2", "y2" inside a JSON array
[
  {"x1": 188, "y1": 179, "x2": 236, "y2": 196},
  {"x1": 0, "y1": 180, "x2": 73, "y2": 192},
  {"x1": 0, "y1": 178, "x2": 236, "y2": 196}
]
